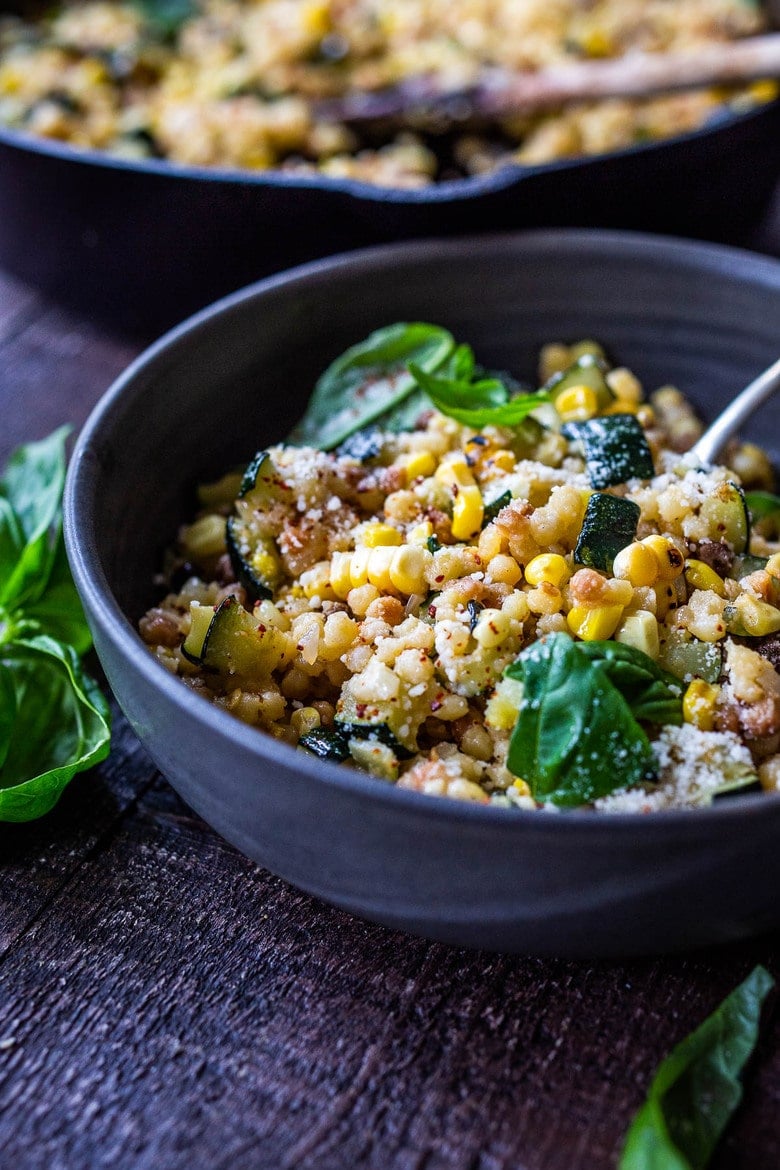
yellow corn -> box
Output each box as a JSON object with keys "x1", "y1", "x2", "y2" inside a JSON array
[
  {"x1": 641, "y1": 535, "x2": 685, "y2": 581},
  {"x1": 436, "y1": 459, "x2": 484, "y2": 540},
  {"x1": 555, "y1": 384, "x2": 599, "y2": 422},
  {"x1": 489, "y1": 449, "x2": 515, "y2": 473},
  {"x1": 486, "y1": 554, "x2": 522, "y2": 587},
  {"x1": 299, "y1": 560, "x2": 335, "y2": 600},
  {"x1": 473, "y1": 608, "x2": 512, "y2": 648},
  {"x1": 361, "y1": 523, "x2": 402, "y2": 548},
  {"x1": 400, "y1": 451, "x2": 436, "y2": 484},
  {"x1": 684, "y1": 559, "x2": 725, "y2": 598},
  {"x1": 683, "y1": 680, "x2": 720, "y2": 731},
  {"x1": 612, "y1": 542, "x2": 659, "y2": 587},
  {"x1": 349, "y1": 546, "x2": 372, "y2": 588},
  {"x1": 524, "y1": 553, "x2": 570, "y2": 588},
  {"x1": 330, "y1": 552, "x2": 353, "y2": 599},
  {"x1": 636, "y1": 405, "x2": 655, "y2": 429},
  {"x1": 408, "y1": 520, "x2": 434, "y2": 545},
  {"x1": 389, "y1": 545, "x2": 432, "y2": 595},
  {"x1": 567, "y1": 604, "x2": 625, "y2": 641},
  {"x1": 367, "y1": 545, "x2": 397, "y2": 591},
  {"x1": 603, "y1": 400, "x2": 642, "y2": 416},
  {"x1": 453, "y1": 487, "x2": 484, "y2": 540}
]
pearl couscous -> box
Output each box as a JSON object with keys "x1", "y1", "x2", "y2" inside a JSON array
[
  {"x1": 0, "y1": 0, "x2": 775, "y2": 186},
  {"x1": 138, "y1": 329, "x2": 780, "y2": 811}
]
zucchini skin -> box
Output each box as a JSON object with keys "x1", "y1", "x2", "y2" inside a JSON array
[
  {"x1": 299, "y1": 727, "x2": 351, "y2": 762},
  {"x1": 574, "y1": 492, "x2": 641, "y2": 572},
  {"x1": 564, "y1": 413, "x2": 654, "y2": 489},
  {"x1": 226, "y1": 515, "x2": 274, "y2": 602}
]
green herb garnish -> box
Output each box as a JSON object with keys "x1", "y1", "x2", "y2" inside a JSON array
[
  {"x1": 290, "y1": 323, "x2": 455, "y2": 450},
  {"x1": 504, "y1": 633, "x2": 682, "y2": 806},
  {"x1": 0, "y1": 429, "x2": 111, "y2": 822},
  {"x1": 408, "y1": 361, "x2": 549, "y2": 428},
  {"x1": 620, "y1": 965, "x2": 775, "y2": 1170}
]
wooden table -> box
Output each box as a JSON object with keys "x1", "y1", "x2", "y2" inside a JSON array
[{"x1": 2, "y1": 209, "x2": 780, "y2": 1170}]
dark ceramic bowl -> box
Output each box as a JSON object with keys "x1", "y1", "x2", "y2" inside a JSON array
[
  {"x1": 64, "y1": 229, "x2": 780, "y2": 957},
  {"x1": 2, "y1": 0, "x2": 780, "y2": 334}
]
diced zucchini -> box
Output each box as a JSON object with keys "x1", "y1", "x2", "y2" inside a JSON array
[
  {"x1": 335, "y1": 692, "x2": 414, "y2": 757},
  {"x1": 731, "y1": 553, "x2": 769, "y2": 579},
  {"x1": 238, "y1": 449, "x2": 278, "y2": 500},
  {"x1": 659, "y1": 635, "x2": 722, "y2": 684},
  {"x1": 699, "y1": 481, "x2": 749, "y2": 554},
  {"x1": 299, "y1": 727, "x2": 351, "y2": 762},
  {"x1": 181, "y1": 595, "x2": 288, "y2": 676},
  {"x1": 563, "y1": 413, "x2": 655, "y2": 489},
  {"x1": 544, "y1": 354, "x2": 614, "y2": 411},
  {"x1": 226, "y1": 516, "x2": 282, "y2": 602},
  {"x1": 482, "y1": 490, "x2": 512, "y2": 526},
  {"x1": 346, "y1": 738, "x2": 400, "y2": 781},
  {"x1": 574, "y1": 493, "x2": 641, "y2": 573},
  {"x1": 724, "y1": 595, "x2": 780, "y2": 637}
]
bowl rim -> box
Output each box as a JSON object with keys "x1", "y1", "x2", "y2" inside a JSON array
[
  {"x1": 2, "y1": 94, "x2": 778, "y2": 206},
  {"x1": 64, "y1": 226, "x2": 780, "y2": 834}
]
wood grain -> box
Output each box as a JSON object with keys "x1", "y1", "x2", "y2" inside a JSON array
[{"x1": 1, "y1": 206, "x2": 780, "y2": 1169}]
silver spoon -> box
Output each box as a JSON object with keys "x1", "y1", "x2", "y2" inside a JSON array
[{"x1": 690, "y1": 355, "x2": 780, "y2": 466}]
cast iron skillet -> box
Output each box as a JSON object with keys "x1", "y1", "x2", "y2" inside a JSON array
[
  {"x1": 2, "y1": 1, "x2": 780, "y2": 332},
  {"x1": 64, "y1": 229, "x2": 780, "y2": 957}
]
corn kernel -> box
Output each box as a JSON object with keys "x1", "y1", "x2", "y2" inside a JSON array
[
  {"x1": 472, "y1": 608, "x2": 512, "y2": 648},
  {"x1": 556, "y1": 384, "x2": 599, "y2": 422},
  {"x1": 684, "y1": 559, "x2": 726, "y2": 598},
  {"x1": 641, "y1": 535, "x2": 685, "y2": 581},
  {"x1": 349, "y1": 546, "x2": 372, "y2": 588},
  {"x1": 524, "y1": 553, "x2": 570, "y2": 588},
  {"x1": 408, "y1": 520, "x2": 433, "y2": 545},
  {"x1": 636, "y1": 405, "x2": 655, "y2": 428},
  {"x1": 361, "y1": 523, "x2": 402, "y2": 548},
  {"x1": 390, "y1": 545, "x2": 432, "y2": 595},
  {"x1": 567, "y1": 604, "x2": 625, "y2": 641},
  {"x1": 400, "y1": 451, "x2": 436, "y2": 484},
  {"x1": 486, "y1": 554, "x2": 522, "y2": 587},
  {"x1": 367, "y1": 545, "x2": 396, "y2": 592},
  {"x1": 603, "y1": 400, "x2": 641, "y2": 416},
  {"x1": 612, "y1": 543, "x2": 659, "y2": 587},
  {"x1": 683, "y1": 680, "x2": 720, "y2": 731},
  {"x1": 489, "y1": 449, "x2": 515, "y2": 473},
  {"x1": 452, "y1": 485, "x2": 484, "y2": 540},
  {"x1": 330, "y1": 552, "x2": 353, "y2": 599},
  {"x1": 615, "y1": 610, "x2": 660, "y2": 660},
  {"x1": 299, "y1": 560, "x2": 335, "y2": 600}
]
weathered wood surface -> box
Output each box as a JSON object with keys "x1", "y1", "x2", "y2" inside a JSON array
[{"x1": 1, "y1": 206, "x2": 780, "y2": 1170}]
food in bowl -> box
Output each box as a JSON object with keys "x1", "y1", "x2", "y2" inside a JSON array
[
  {"x1": 138, "y1": 323, "x2": 780, "y2": 812},
  {"x1": 0, "y1": 0, "x2": 775, "y2": 187}
]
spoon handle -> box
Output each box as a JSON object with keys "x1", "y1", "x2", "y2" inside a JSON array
[{"x1": 690, "y1": 355, "x2": 780, "y2": 466}]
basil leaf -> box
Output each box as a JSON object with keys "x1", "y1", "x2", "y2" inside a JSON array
[
  {"x1": 504, "y1": 633, "x2": 682, "y2": 806},
  {"x1": 0, "y1": 635, "x2": 111, "y2": 823},
  {"x1": 17, "y1": 529, "x2": 92, "y2": 655},
  {"x1": 0, "y1": 497, "x2": 24, "y2": 584},
  {"x1": 409, "y1": 363, "x2": 548, "y2": 428},
  {"x1": 0, "y1": 427, "x2": 69, "y2": 608},
  {"x1": 620, "y1": 965, "x2": 775, "y2": 1170},
  {"x1": 0, "y1": 664, "x2": 16, "y2": 771},
  {"x1": 290, "y1": 323, "x2": 455, "y2": 450},
  {"x1": 744, "y1": 490, "x2": 780, "y2": 520}
]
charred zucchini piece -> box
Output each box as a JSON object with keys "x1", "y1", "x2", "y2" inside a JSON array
[
  {"x1": 238, "y1": 449, "x2": 278, "y2": 499},
  {"x1": 659, "y1": 637, "x2": 722, "y2": 684},
  {"x1": 226, "y1": 516, "x2": 281, "y2": 602},
  {"x1": 335, "y1": 428, "x2": 385, "y2": 462},
  {"x1": 700, "y1": 481, "x2": 749, "y2": 554},
  {"x1": 574, "y1": 493, "x2": 641, "y2": 572},
  {"x1": 299, "y1": 727, "x2": 351, "y2": 762},
  {"x1": 731, "y1": 553, "x2": 769, "y2": 579},
  {"x1": 482, "y1": 490, "x2": 512, "y2": 526},
  {"x1": 563, "y1": 413, "x2": 655, "y2": 489},
  {"x1": 544, "y1": 354, "x2": 614, "y2": 411},
  {"x1": 182, "y1": 595, "x2": 287, "y2": 675},
  {"x1": 335, "y1": 692, "x2": 414, "y2": 758},
  {"x1": 347, "y1": 738, "x2": 400, "y2": 781}
]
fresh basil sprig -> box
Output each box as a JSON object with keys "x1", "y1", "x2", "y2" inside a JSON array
[
  {"x1": 408, "y1": 361, "x2": 548, "y2": 428},
  {"x1": 290, "y1": 323, "x2": 456, "y2": 450},
  {"x1": 620, "y1": 965, "x2": 775, "y2": 1170},
  {"x1": 0, "y1": 429, "x2": 110, "y2": 822},
  {"x1": 504, "y1": 633, "x2": 682, "y2": 806}
]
